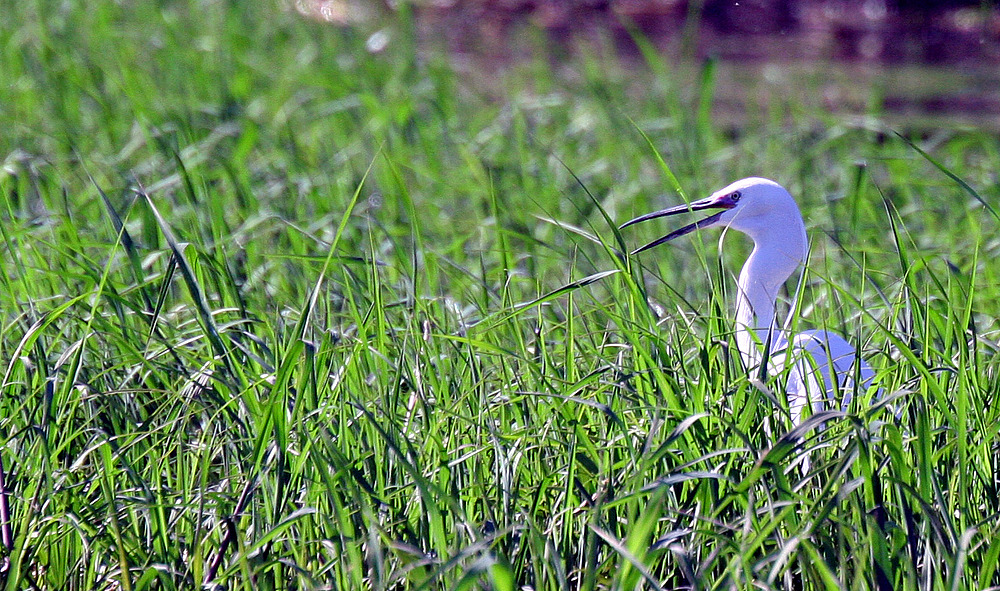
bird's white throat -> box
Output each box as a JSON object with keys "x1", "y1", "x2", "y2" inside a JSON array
[{"x1": 733, "y1": 217, "x2": 807, "y2": 369}]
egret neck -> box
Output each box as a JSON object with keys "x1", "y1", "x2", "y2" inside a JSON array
[{"x1": 732, "y1": 211, "x2": 807, "y2": 369}]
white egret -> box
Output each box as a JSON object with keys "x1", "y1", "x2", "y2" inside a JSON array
[{"x1": 621, "y1": 177, "x2": 876, "y2": 423}]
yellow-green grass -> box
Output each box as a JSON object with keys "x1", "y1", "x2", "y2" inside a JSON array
[{"x1": 2, "y1": 2, "x2": 999, "y2": 589}]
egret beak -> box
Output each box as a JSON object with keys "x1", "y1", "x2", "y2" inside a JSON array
[{"x1": 619, "y1": 194, "x2": 738, "y2": 255}]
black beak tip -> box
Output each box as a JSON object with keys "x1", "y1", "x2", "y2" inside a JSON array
[{"x1": 618, "y1": 214, "x2": 653, "y2": 230}]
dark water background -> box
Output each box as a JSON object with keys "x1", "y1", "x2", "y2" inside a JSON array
[{"x1": 297, "y1": 0, "x2": 1000, "y2": 130}]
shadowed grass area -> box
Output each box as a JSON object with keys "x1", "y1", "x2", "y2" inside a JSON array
[{"x1": 2, "y1": 1, "x2": 1000, "y2": 589}]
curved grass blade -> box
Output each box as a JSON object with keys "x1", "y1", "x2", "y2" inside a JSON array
[
  {"x1": 469, "y1": 269, "x2": 620, "y2": 333},
  {"x1": 137, "y1": 184, "x2": 235, "y2": 381},
  {"x1": 895, "y1": 131, "x2": 1000, "y2": 223}
]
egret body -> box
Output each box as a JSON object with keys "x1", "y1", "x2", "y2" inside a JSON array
[{"x1": 622, "y1": 177, "x2": 876, "y2": 422}]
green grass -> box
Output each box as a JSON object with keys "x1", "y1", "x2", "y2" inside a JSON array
[{"x1": 2, "y1": 1, "x2": 1000, "y2": 589}]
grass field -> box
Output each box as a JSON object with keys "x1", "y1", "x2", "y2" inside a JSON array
[{"x1": 2, "y1": 1, "x2": 1000, "y2": 589}]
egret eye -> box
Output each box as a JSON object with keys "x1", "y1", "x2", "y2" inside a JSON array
[{"x1": 730, "y1": 191, "x2": 742, "y2": 202}]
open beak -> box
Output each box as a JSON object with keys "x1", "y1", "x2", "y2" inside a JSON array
[{"x1": 619, "y1": 194, "x2": 737, "y2": 255}]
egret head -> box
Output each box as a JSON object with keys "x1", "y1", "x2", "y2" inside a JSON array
[{"x1": 620, "y1": 177, "x2": 805, "y2": 256}]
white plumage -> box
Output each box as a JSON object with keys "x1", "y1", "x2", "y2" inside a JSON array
[{"x1": 622, "y1": 177, "x2": 876, "y2": 422}]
